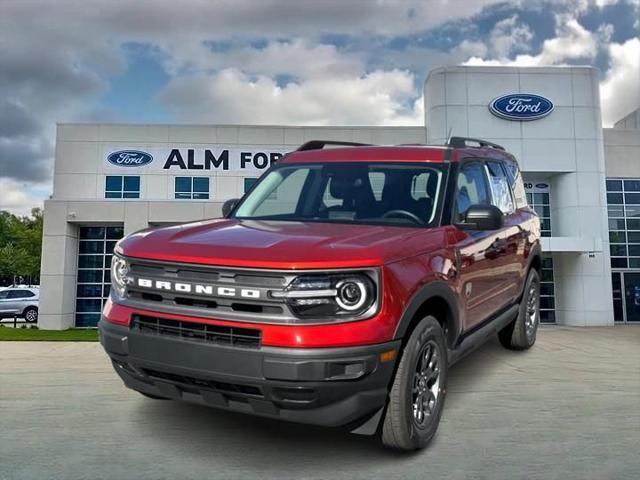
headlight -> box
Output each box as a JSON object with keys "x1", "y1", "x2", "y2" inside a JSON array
[
  {"x1": 273, "y1": 271, "x2": 378, "y2": 320},
  {"x1": 110, "y1": 255, "x2": 131, "y2": 297}
]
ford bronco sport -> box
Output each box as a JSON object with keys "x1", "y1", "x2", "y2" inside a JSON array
[{"x1": 99, "y1": 137, "x2": 541, "y2": 450}]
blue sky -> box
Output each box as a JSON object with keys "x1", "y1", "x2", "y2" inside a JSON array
[{"x1": 0, "y1": 0, "x2": 638, "y2": 214}]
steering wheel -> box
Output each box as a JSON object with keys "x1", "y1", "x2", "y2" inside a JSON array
[{"x1": 381, "y1": 209, "x2": 425, "y2": 224}]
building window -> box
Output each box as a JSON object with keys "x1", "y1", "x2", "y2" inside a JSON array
[
  {"x1": 76, "y1": 226, "x2": 124, "y2": 327},
  {"x1": 524, "y1": 182, "x2": 552, "y2": 237},
  {"x1": 105, "y1": 176, "x2": 140, "y2": 199},
  {"x1": 244, "y1": 177, "x2": 258, "y2": 193},
  {"x1": 607, "y1": 177, "x2": 640, "y2": 322},
  {"x1": 175, "y1": 177, "x2": 210, "y2": 199}
]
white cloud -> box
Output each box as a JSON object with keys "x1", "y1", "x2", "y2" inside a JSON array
[
  {"x1": 489, "y1": 15, "x2": 534, "y2": 58},
  {"x1": 0, "y1": 179, "x2": 48, "y2": 217},
  {"x1": 159, "y1": 68, "x2": 422, "y2": 126},
  {"x1": 600, "y1": 37, "x2": 640, "y2": 126}
]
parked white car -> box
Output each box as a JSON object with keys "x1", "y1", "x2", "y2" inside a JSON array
[{"x1": 0, "y1": 287, "x2": 39, "y2": 322}]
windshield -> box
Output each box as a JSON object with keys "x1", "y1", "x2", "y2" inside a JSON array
[{"x1": 233, "y1": 162, "x2": 447, "y2": 226}]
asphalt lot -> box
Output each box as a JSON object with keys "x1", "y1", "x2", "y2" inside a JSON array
[{"x1": 1, "y1": 326, "x2": 639, "y2": 480}]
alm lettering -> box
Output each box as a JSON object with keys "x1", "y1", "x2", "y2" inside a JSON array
[
  {"x1": 163, "y1": 149, "x2": 283, "y2": 170},
  {"x1": 505, "y1": 98, "x2": 542, "y2": 114}
]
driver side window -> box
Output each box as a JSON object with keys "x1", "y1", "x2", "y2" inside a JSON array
[{"x1": 455, "y1": 163, "x2": 490, "y2": 221}]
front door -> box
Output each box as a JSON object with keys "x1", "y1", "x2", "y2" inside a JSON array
[{"x1": 623, "y1": 272, "x2": 640, "y2": 322}]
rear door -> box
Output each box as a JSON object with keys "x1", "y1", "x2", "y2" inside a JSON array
[
  {"x1": 484, "y1": 160, "x2": 521, "y2": 308},
  {"x1": 0, "y1": 289, "x2": 21, "y2": 314}
]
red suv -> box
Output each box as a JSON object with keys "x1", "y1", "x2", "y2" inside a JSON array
[{"x1": 99, "y1": 137, "x2": 541, "y2": 450}]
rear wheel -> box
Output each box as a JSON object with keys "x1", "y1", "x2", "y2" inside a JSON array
[
  {"x1": 23, "y1": 306, "x2": 38, "y2": 323},
  {"x1": 381, "y1": 316, "x2": 448, "y2": 450},
  {"x1": 499, "y1": 268, "x2": 540, "y2": 350}
]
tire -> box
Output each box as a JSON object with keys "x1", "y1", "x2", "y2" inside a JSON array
[
  {"x1": 138, "y1": 391, "x2": 169, "y2": 400},
  {"x1": 498, "y1": 268, "x2": 540, "y2": 351},
  {"x1": 381, "y1": 316, "x2": 448, "y2": 451},
  {"x1": 23, "y1": 306, "x2": 38, "y2": 323}
]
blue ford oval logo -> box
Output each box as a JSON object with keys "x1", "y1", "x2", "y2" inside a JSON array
[
  {"x1": 107, "y1": 150, "x2": 153, "y2": 167},
  {"x1": 489, "y1": 94, "x2": 554, "y2": 121}
]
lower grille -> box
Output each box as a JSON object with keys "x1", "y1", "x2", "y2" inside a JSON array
[
  {"x1": 131, "y1": 315, "x2": 261, "y2": 348},
  {"x1": 143, "y1": 368, "x2": 263, "y2": 398}
]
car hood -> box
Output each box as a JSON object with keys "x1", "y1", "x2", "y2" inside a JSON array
[{"x1": 117, "y1": 219, "x2": 446, "y2": 269}]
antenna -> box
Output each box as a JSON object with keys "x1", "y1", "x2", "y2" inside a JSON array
[{"x1": 446, "y1": 127, "x2": 453, "y2": 145}]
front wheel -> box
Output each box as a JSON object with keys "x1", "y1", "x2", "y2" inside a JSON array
[
  {"x1": 23, "y1": 306, "x2": 38, "y2": 323},
  {"x1": 381, "y1": 316, "x2": 448, "y2": 450},
  {"x1": 498, "y1": 268, "x2": 540, "y2": 350}
]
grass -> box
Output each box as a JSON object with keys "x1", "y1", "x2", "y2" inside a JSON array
[{"x1": 0, "y1": 326, "x2": 99, "y2": 341}]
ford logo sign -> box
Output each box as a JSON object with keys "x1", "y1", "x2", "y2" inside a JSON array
[
  {"x1": 107, "y1": 150, "x2": 153, "y2": 167},
  {"x1": 489, "y1": 94, "x2": 554, "y2": 121}
]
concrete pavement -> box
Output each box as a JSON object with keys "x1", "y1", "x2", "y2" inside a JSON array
[{"x1": 1, "y1": 326, "x2": 639, "y2": 480}]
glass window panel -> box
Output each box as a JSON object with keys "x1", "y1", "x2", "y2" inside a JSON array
[
  {"x1": 623, "y1": 180, "x2": 640, "y2": 192},
  {"x1": 76, "y1": 299, "x2": 102, "y2": 312},
  {"x1": 175, "y1": 177, "x2": 191, "y2": 192},
  {"x1": 103, "y1": 285, "x2": 111, "y2": 297},
  {"x1": 533, "y1": 193, "x2": 549, "y2": 204},
  {"x1": 80, "y1": 227, "x2": 105, "y2": 240},
  {"x1": 540, "y1": 283, "x2": 555, "y2": 296},
  {"x1": 105, "y1": 241, "x2": 118, "y2": 253},
  {"x1": 244, "y1": 177, "x2": 258, "y2": 193},
  {"x1": 103, "y1": 270, "x2": 111, "y2": 283},
  {"x1": 79, "y1": 241, "x2": 104, "y2": 254},
  {"x1": 541, "y1": 231, "x2": 551, "y2": 238},
  {"x1": 77, "y1": 270, "x2": 103, "y2": 283},
  {"x1": 539, "y1": 310, "x2": 555, "y2": 324},
  {"x1": 609, "y1": 219, "x2": 626, "y2": 230},
  {"x1": 625, "y1": 193, "x2": 640, "y2": 205},
  {"x1": 193, "y1": 177, "x2": 209, "y2": 192},
  {"x1": 629, "y1": 258, "x2": 640, "y2": 269},
  {"x1": 628, "y1": 219, "x2": 640, "y2": 230},
  {"x1": 526, "y1": 193, "x2": 533, "y2": 204},
  {"x1": 628, "y1": 232, "x2": 640, "y2": 243},
  {"x1": 607, "y1": 193, "x2": 624, "y2": 204},
  {"x1": 608, "y1": 206, "x2": 625, "y2": 218},
  {"x1": 455, "y1": 163, "x2": 490, "y2": 220},
  {"x1": 75, "y1": 313, "x2": 100, "y2": 327},
  {"x1": 610, "y1": 231, "x2": 626, "y2": 243},
  {"x1": 540, "y1": 297, "x2": 555, "y2": 310},
  {"x1": 122, "y1": 192, "x2": 139, "y2": 199},
  {"x1": 105, "y1": 254, "x2": 112, "y2": 267},
  {"x1": 193, "y1": 192, "x2": 209, "y2": 200},
  {"x1": 611, "y1": 258, "x2": 628, "y2": 268},
  {"x1": 78, "y1": 255, "x2": 103, "y2": 269},
  {"x1": 123, "y1": 176, "x2": 140, "y2": 192},
  {"x1": 175, "y1": 192, "x2": 191, "y2": 200},
  {"x1": 105, "y1": 191, "x2": 122, "y2": 199},
  {"x1": 106, "y1": 226, "x2": 124, "y2": 239},
  {"x1": 534, "y1": 205, "x2": 550, "y2": 217},
  {"x1": 628, "y1": 245, "x2": 640, "y2": 256},
  {"x1": 613, "y1": 300, "x2": 624, "y2": 322},
  {"x1": 105, "y1": 176, "x2": 122, "y2": 191},
  {"x1": 610, "y1": 244, "x2": 627, "y2": 256},
  {"x1": 541, "y1": 269, "x2": 554, "y2": 282},
  {"x1": 542, "y1": 257, "x2": 554, "y2": 269},
  {"x1": 541, "y1": 218, "x2": 551, "y2": 231},
  {"x1": 606, "y1": 179, "x2": 623, "y2": 191},
  {"x1": 77, "y1": 284, "x2": 103, "y2": 298},
  {"x1": 625, "y1": 206, "x2": 640, "y2": 218}
]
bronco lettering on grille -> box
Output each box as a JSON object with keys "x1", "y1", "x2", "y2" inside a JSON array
[{"x1": 136, "y1": 278, "x2": 261, "y2": 299}]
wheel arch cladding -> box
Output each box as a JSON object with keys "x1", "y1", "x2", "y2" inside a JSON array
[{"x1": 394, "y1": 281, "x2": 459, "y2": 349}]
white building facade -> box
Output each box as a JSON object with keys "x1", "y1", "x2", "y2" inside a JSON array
[{"x1": 39, "y1": 65, "x2": 640, "y2": 329}]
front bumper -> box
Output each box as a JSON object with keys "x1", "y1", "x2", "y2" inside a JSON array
[{"x1": 99, "y1": 318, "x2": 399, "y2": 429}]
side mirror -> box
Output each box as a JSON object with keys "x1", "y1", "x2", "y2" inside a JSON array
[
  {"x1": 457, "y1": 204, "x2": 504, "y2": 230},
  {"x1": 222, "y1": 198, "x2": 240, "y2": 218}
]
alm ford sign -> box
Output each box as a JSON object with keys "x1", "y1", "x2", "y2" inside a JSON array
[
  {"x1": 107, "y1": 150, "x2": 154, "y2": 167},
  {"x1": 489, "y1": 94, "x2": 554, "y2": 121}
]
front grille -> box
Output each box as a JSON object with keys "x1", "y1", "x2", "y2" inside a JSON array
[
  {"x1": 123, "y1": 259, "x2": 296, "y2": 323},
  {"x1": 131, "y1": 315, "x2": 261, "y2": 348},
  {"x1": 142, "y1": 368, "x2": 263, "y2": 398}
]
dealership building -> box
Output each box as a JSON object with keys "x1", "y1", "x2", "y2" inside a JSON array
[{"x1": 38, "y1": 65, "x2": 640, "y2": 329}]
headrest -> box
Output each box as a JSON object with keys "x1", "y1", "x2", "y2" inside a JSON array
[{"x1": 329, "y1": 176, "x2": 363, "y2": 199}]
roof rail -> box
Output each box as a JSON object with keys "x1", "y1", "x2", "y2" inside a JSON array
[
  {"x1": 447, "y1": 136, "x2": 505, "y2": 151},
  {"x1": 296, "y1": 140, "x2": 371, "y2": 151}
]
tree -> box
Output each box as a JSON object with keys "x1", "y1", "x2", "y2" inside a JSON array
[{"x1": 0, "y1": 208, "x2": 43, "y2": 285}]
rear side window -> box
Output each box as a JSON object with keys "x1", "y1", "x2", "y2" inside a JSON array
[
  {"x1": 456, "y1": 163, "x2": 490, "y2": 220},
  {"x1": 7, "y1": 290, "x2": 35, "y2": 299},
  {"x1": 486, "y1": 161, "x2": 515, "y2": 214},
  {"x1": 503, "y1": 160, "x2": 528, "y2": 209}
]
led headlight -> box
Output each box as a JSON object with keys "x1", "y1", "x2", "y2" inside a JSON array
[
  {"x1": 110, "y1": 255, "x2": 131, "y2": 297},
  {"x1": 274, "y1": 271, "x2": 377, "y2": 321}
]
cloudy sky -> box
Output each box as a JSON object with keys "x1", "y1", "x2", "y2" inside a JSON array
[{"x1": 1, "y1": 0, "x2": 638, "y2": 215}]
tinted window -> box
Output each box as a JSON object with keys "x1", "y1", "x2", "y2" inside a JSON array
[
  {"x1": 7, "y1": 290, "x2": 34, "y2": 299},
  {"x1": 455, "y1": 163, "x2": 490, "y2": 220},
  {"x1": 0, "y1": 290, "x2": 8, "y2": 299},
  {"x1": 503, "y1": 161, "x2": 528, "y2": 209},
  {"x1": 486, "y1": 161, "x2": 515, "y2": 214}
]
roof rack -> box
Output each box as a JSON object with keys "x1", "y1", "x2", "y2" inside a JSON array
[
  {"x1": 447, "y1": 136, "x2": 505, "y2": 151},
  {"x1": 296, "y1": 140, "x2": 371, "y2": 151}
]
